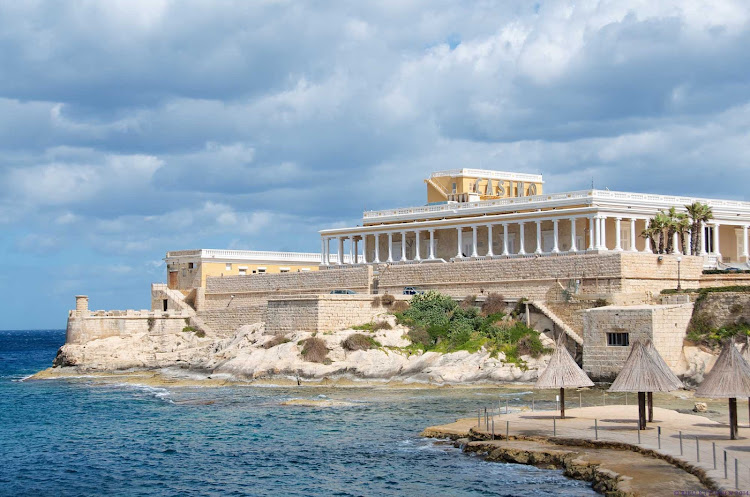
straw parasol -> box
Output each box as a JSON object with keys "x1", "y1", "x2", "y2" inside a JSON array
[
  {"x1": 609, "y1": 339, "x2": 683, "y2": 429},
  {"x1": 696, "y1": 340, "x2": 750, "y2": 440},
  {"x1": 535, "y1": 336, "x2": 594, "y2": 419}
]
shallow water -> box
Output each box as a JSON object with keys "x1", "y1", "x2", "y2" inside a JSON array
[{"x1": 0, "y1": 330, "x2": 597, "y2": 496}]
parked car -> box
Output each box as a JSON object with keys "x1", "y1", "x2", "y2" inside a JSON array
[
  {"x1": 330, "y1": 289, "x2": 357, "y2": 294},
  {"x1": 403, "y1": 286, "x2": 424, "y2": 295},
  {"x1": 724, "y1": 267, "x2": 742, "y2": 273}
]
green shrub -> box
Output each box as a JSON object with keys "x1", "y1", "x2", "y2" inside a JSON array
[
  {"x1": 481, "y1": 293, "x2": 506, "y2": 316},
  {"x1": 381, "y1": 294, "x2": 396, "y2": 306},
  {"x1": 342, "y1": 333, "x2": 381, "y2": 351},
  {"x1": 371, "y1": 296, "x2": 382, "y2": 307},
  {"x1": 352, "y1": 323, "x2": 374, "y2": 331},
  {"x1": 593, "y1": 298, "x2": 609, "y2": 307},
  {"x1": 263, "y1": 335, "x2": 291, "y2": 349},
  {"x1": 147, "y1": 317, "x2": 156, "y2": 331},
  {"x1": 730, "y1": 303, "x2": 744, "y2": 314},
  {"x1": 407, "y1": 328, "x2": 431, "y2": 347},
  {"x1": 300, "y1": 337, "x2": 329, "y2": 363},
  {"x1": 182, "y1": 326, "x2": 196, "y2": 332},
  {"x1": 195, "y1": 330, "x2": 206, "y2": 338},
  {"x1": 512, "y1": 298, "x2": 528, "y2": 317}
]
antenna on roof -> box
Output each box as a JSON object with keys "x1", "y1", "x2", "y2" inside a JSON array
[{"x1": 591, "y1": 177, "x2": 594, "y2": 189}]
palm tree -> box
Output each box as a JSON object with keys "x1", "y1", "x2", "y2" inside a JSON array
[
  {"x1": 685, "y1": 202, "x2": 714, "y2": 255},
  {"x1": 664, "y1": 207, "x2": 682, "y2": 254},
  {"x1": 652, "y1": 212, "x2": 670, "y2": 254},
  {"x1": 676, "y1": 213, "x2": 691, "y2": 254}
]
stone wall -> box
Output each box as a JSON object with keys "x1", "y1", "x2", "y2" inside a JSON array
[
  {"x1": 582, "y1": 303, "x2": 693, "y2": 380},
  {"x1": 376, "y1": 253, "x2": 703, "y2": 304},
  {"x1": 265, "y1": 295, "x2": 408, "y2": 335},
  {"x1": 197, "y1": 304, "x2": 268, "y2": 336},
  {"x1": 700, "y1": 273, "x2": 750, "y2": 289},
  {"x1": 65, "y1": 309, "x2": 192, "y2": 344}
]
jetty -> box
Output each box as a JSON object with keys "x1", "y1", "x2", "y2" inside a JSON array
[{"x1": 423, "y1": 404, "x2": 750, "y2": 495}]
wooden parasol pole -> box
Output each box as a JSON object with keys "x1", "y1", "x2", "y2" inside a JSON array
[
  {"x1": 638, "y1": 392, "x2": 646, "y2": 430},
  {"x1": 560, "y1": 387, "x2": 565, "y2": 419},
  {"x1": 730, "y1": 398, "x2": 738, "y2": 440},
  {"x1": 647, "y1": 392, "x2": 653, "y2": 422}
]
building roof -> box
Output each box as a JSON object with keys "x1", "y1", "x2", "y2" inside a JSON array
[
  {"x1": 609, "y1": 339, "x2": 684, "y2": 393},
  {"x1": 695, "y1": 341, "x2": 750, "y2": 399},
  {"x1": 429, "y1": 168, "x2": 543, "y2": 183},
  {"x1": 535, "y1": 339, "x2": 594, "y2": 390}
]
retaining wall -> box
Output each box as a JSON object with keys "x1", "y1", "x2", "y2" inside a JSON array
[{"x1": 65, "y1": 309, "x2": 192, "y2": 344}]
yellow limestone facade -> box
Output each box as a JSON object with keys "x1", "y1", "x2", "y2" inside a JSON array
[
  {"x1": 164, "y1": 249, "x2": 359, "y2": 292},
  {"x1": 319, "y1": 168, "x2": 750, "y2": 270}
]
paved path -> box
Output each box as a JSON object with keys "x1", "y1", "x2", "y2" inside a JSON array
[{"x1": 426, "y1": 405, "x2": 750, "y2": 492}]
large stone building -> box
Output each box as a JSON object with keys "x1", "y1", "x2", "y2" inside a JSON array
[{"x1": 319, "y1": 168, "x2": 750, "y2": 269}]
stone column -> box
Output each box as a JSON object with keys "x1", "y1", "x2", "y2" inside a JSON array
[
  {"x1": 569, "y1": 218, "x2": 577, "y2": 252},
  {"x1": 687, "y1": 230, "x2": 692, "y2": 255},
  {"x1": 456, "y1": 227, "x2": 463, "y2": 258},
  {"x1": 387, "y1": 233, "x2": 394, "y2": 263},
  {"x1": 428, "y1": 229, "x2": 436, "y2": 260},
  {"x1": 486, "y1": 224, "x2": 494, "y2": 257},
  {"x1": 599, "y1": 216, "x2": 607, "y2": 250},
  {"x1": 518, "y1": 222, "x2": 526, "y2": 255},
  {"x1": 400, "y1": 231, "x2": 407, "y2": 261},
  {"x1": 354, "y1": 237, "x2": 360, "y2": 263},
  {"x1": 415, "y1": 230, "x2": 422, "y2": 261},
  {"x1": 348, "y1": 235, "x2": 354, "y2": 264},
  {"x1": 744, "y1": 225, "x2": 749, "y2": 260},
  {"x1": 673, "y1": 232, "x2": 680, "y2": 255},
  {"x1": 644, "y1": 234, "x2": 651, "y2": 253},
  {"x1": 713, "y1": 223, "x2": 720, "y2": 255},
  {"x1": 374, "y1": 234, "x2": 380, "y2": 263},
  {"x1": 337, "y1": 237, "x2": 344, "y2": 265},
  {"x1": 321, "y1": 238, "x2": 328, "y2": 265},
  {"x1": 471, "y1": 226, "x2": 478, "y2": 257},
  {"x1": 588, "y1": 216, "x2": 596, "y2": 250},
  {"x1": 614, "y1": 217, "x2": 622, "y2": 251},
  {"x1": 535, "y1": 220, "x2": 542, "y2": 254},
  {"x1": 630, "y1": 219, "x2": 637, "y2": 252},
  {"x1": 502, "y1": 223, "x2": 509, "y2": 256},
  {"x1": 700, "y1": 221, "x2": 707, "y2": 255},
  {"x1": 552, "y1": 219, "x2": 559, "y2": 253}
]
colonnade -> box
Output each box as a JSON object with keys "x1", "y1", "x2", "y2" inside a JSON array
[{"x1": 321, "y1": 216, "x2": 739, "y2": 265}]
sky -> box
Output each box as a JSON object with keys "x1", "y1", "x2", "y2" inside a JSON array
[{"x1": 1, "y1": 0, "x2": 750, "y2": 329}]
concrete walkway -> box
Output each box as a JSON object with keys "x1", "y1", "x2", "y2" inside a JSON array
[{"x1": 426, "y1": 405, "x2": 750, "y2": 492}]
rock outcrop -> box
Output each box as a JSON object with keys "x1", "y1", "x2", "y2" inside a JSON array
[{"x1": 51, "y1": 317, "x2": 552, "y2": 384}]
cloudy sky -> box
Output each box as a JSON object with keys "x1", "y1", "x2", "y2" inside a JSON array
[{"x1": 2, "y1": 0, "x2": 749, "y2": 329}]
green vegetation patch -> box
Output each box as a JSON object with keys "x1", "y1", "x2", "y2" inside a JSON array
[
  {"x1": 393, "y1": 291, "x2": 549, "y2": 364},
  {"x1": 300, "y1": 337, "x2": 330, "y2": 364}
]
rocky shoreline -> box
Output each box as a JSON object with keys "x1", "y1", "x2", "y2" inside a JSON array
[{"x1": 45, "y1": 318, "x2": 554, "y2": 384}]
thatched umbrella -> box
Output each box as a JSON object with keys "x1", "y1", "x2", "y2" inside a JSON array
[
  {"x1": 609, "y1": 339, "x2": 683, "y2": 430},
  {"x1": 535, "y1": 337, "x2": 594, "y2": 419},
  {"x1": 696, "y1": 340, "x2": 750, "y2": 440}
]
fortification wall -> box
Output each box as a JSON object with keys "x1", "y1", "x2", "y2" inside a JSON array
[
  {"x1": 65, "y1": 309, "x2": 192, "y2": 344},
  {"x1": 265, "y1": 295, "x2": 407, "y2": 335},
  {"x1": 582, "y1": 303, "x2": 693, "y2": 381},
  {"x1": 198, "y1": 304, "x2": 267, "y2": 336}
]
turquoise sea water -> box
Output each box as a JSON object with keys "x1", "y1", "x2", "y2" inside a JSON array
[{"x1": 0, "y1": 330, "x2": 597, "y2": 496}]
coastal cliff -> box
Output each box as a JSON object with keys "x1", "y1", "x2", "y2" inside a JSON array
[{"x1": 48, "y1": 318, "x2": 551, "y2": 384}]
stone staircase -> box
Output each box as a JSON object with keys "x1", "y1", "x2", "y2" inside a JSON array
[{"x1": 528, "y1": 300, "x2": 583, "y2": 345}]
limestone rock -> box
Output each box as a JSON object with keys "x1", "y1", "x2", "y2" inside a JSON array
[{"x1": 693, "y1": 402, "x2": 708, "y2": 412}]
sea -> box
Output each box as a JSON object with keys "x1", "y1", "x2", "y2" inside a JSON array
[{"x1": 0, "y1": 329, "x2": 597, "y2": 497}]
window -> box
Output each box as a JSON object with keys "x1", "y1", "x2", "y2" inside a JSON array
[
  {"x1": 226, "y1": 263, "x2": 232, "y2": 271},
  {"x1": 280, "y1": 267, "x2": 290, "y2": 273},
  {"x1": 607, "y1": 332, "x2": 629, "y2": 346},
  {"x1": 452, "y1": 182, "x2": 457, "y2": 193},
  {"x1": 257, "y1": 267, "x2": 266, "y2": 274},
  {"x1": 238, "y1": 269, "x2": 247, "y2": 276},
  {"x1": 188, "y1": 262, "x2": 194, "y2": 269}
]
